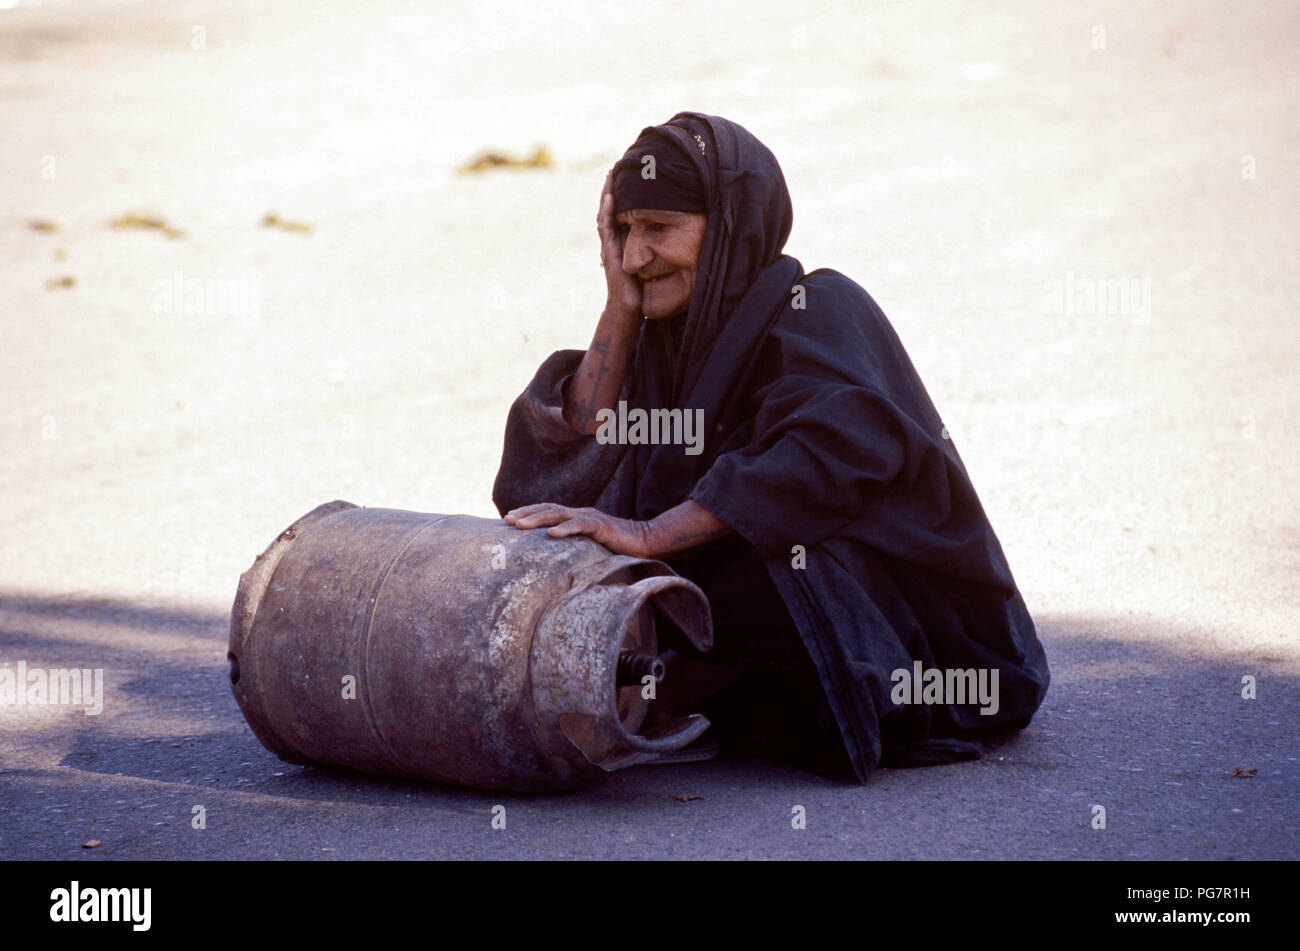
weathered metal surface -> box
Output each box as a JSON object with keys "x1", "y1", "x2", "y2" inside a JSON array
[{"x1": 228, "y1": 500, "x2": 714, "y2": 792}]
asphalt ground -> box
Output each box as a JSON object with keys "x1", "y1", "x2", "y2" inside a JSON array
[{"x1": 1, "y1": 0, "x2": 1296, "y2": 861}]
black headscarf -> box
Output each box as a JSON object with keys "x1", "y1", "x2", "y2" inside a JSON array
[{"x1": 610, "y1": 128, "x2": 707, "y2": 216}]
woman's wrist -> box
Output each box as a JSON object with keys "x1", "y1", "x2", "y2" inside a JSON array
[
  {"x1": 642, "y1": 499, "x2": 732, "y2": 559},
  {"x1": 602, "y1": 299, "x2": 642, "y2": 326}
]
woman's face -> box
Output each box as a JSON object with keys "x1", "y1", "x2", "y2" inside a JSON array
[{"x1": 615, "y1": 209, "x2": 708, "y2": 319}]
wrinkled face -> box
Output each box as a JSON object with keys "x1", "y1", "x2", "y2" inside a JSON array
[{"x1": 615, "y1": 209, "x2": 708, "y2": 319}]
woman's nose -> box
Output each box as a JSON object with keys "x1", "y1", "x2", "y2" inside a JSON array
[{"x1": 622, "y1": 233, "x2": 652, "y2": 273}]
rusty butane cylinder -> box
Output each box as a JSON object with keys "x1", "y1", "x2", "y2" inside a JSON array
[{"x1": 228, "y1": 500, "x2": 714, "y2": 792}]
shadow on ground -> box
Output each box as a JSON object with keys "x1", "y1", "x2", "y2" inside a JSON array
[{"x1": 1, "y1": 592, "x2": 1295, "y2": 859}]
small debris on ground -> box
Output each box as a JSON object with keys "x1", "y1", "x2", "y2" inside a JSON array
[
  {"x1": 262, "y1": 212, "x2": 313, "y2": 234},
  {"x1": 457, "y1": 145, "x2": 555, "y2": 174},
  {"x1": 1230, "y1": 766, "x2": 1257, "y2": 778},
  {"x1": 108, "y1": 213, "x2": 185, "y2": 239},
  {"x1": 28, "y1": 219, "x2": 58, "y2": 233},
  {"x1": 45, "y1": 275, "x2": 76, "y2": 290}
]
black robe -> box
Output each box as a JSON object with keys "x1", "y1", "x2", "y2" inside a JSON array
[{"x1": 492, "y1": 113, "x2": 1049, "y2": 781}]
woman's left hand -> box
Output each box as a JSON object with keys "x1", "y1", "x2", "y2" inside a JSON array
[{"x1": 503, "y1": 503, "x2": 655, "y2": 558}]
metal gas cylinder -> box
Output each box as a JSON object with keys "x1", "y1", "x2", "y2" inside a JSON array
[{"x1": 228, "y1": 500, "x2": 714, "y2": 792}]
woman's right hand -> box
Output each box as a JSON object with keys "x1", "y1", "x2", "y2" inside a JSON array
[
  {"x1": 599, "y1": 170, "x2": 643, "y2": 319},
  {"x1": 562, "y1": 172, "x2": 647, "y2": 434}
]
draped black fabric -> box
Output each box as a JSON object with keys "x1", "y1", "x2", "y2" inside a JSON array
[{"x1": 492, "y1": 112, "x2": 1050, "y2": 781}]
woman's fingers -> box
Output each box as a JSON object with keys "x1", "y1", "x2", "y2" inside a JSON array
[
  {"x1": 505, "y1": 503, "x2": 582, "y2": 529},
  {"x1": 505, "y1": 504, "x2": 604, "y2": 540},
  {"x1": 546, "y1": 516, "x2": 593, "y2": 538},
  {"x1": 598, "y1": 171, "x2": 613, "y2": 228},
  {"x1": 597, "y1": 181, "x2": 619, "y2": 258},
  {"x1": 504, "y1": 503, "x2": 560, "y2": 525},
  {"x1": 504, "y1": 505, "x2": 646, "y2": 555}
]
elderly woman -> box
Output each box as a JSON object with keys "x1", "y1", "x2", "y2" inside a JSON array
[{"x1": 493, "y1": 112, "x2": 1049, "y2": 781}]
